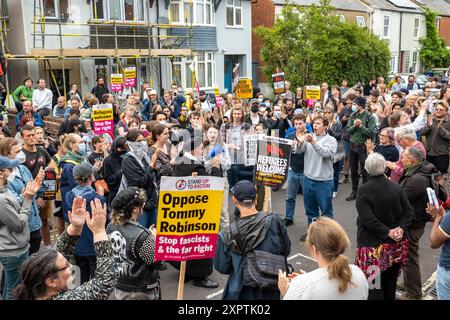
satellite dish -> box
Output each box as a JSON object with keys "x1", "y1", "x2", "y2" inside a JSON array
[{"x1": 158, "y1": 17, "x2": 170, "y2": 24}]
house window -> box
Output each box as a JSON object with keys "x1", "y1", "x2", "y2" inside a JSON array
[
  {"x1": 383, "y1": 15, "x2": 390, "y2": 38},
  {"x1": 43, "y1": 0, "x2": 69, "y2": 20},
  {"x1": 169, "y1": 0, "x2": 213, "y2": 25},
  {"x1": 339, "y1": 15, "x2": 345, "y2": 22},
  {"x1": 43, "y1": 0, "x2": 57, "y2": 18},
  {"x1": 414, "y1": 17, "x2": 420, "y2": 38},
  {"x1": 390, "y1": 57, "x2": 396, "y2": 73},
  {"x1": 356, "y1": 16, "x2": 365, "y2": 27},
  {"x1": 92, "y1": 0, "x2": 146, "y2": 21},
  {"x1": 172, "y1": 52, "x2": 216, "y2": 89},
  {"x1": 227, "y1": 0, "x2": 242, "y2": 27}
]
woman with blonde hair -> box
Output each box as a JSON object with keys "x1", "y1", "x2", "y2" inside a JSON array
[{"x1": 279, "y1": 217, "x2": 368, "y2": 300}]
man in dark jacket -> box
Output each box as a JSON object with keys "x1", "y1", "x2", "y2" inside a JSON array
[
  {"x1": 399, "y1": 146, "x2": 439, "y2": 300},
  {"x1": 214, "y1": 180, "x2": 291, "y2": 300},
  {"x1": 169, "y1": 130, "x2": 221, "y2": 289},
  {"x1": 103, "y1": 136, "x2": 128, "y2": 206},
  {"x1": 91, "y1": 78, "x2": 109, "y2": 103}
]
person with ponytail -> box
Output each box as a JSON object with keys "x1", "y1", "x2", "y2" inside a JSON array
[
  {"x1": 106, "y1": 187, "x2": 161, "y2": 300},
  {"x1": 59, "y1": 133, "x2": 87, "y2": 222},
  {"x1": 14, "y1": 196, "x2": 118, "y2": 300},
  {"x1": 279, "y1": 217, "x2": 368, "y2": 300}
]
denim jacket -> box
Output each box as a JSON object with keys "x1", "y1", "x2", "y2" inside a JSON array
[{"x1": 7, "y1": 165, "x2": 42, "y2": 233}]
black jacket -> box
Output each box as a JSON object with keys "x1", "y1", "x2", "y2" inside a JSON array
[
  {"x1": 91, "y1": 85, "x2": 109, "y2": 103},
  {"x1": 356, "y1": 175, "x2": 415, "y2": 248},
  {"x1": 265, "y1": 117, "x2": 290, "y2": 138},
  {"x1": 399, "y1": 162, "x2": 438, "y2": 229},
  {"x1": 103, "y1": 138, "x2": 125, "y2": 205},
  {"x1": 121, "y1": 154, "x2": 157, "y2": 211}
]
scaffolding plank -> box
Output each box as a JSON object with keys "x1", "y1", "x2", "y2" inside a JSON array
[{"x1": 29, "y1": 48, "x2": 191, "y2": 58}]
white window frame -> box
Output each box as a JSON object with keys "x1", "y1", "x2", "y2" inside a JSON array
[
  {"x1": 226, "y1": 0, "x2": 243, "y2": 28},
  {"x1": 356, "y1": 16, "x2": 365, "y2": 28},
  {"x1": 172, "y1": 52, "x2": 216, "y2": 90},
  {"x1": 413, "y1": 17, "x2": 420, "y2": 39},
  {"x1": 43, "y1": 0, "x2": 70, "y2": 19},
  {"x1": 169, "y1": 0, "x2": 214, "y2": 26},
  {"x1": 91, "y1": 0, "x2": 146, "y2": 22},
  {"x1": 383, "y1": 15, "x2": 390, "y2": 38},
  {"x1": 390, "y1": 56, "x2": 396, "y2": 73},
  {"x1": 411, "y1": 51, "x2": 418, "y2": 73},
  {"x1": 339, "y1": 15, "x2": 345, "y2": 22}
]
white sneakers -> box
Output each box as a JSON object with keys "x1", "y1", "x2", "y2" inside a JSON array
[{"x1": 332, "y1": 192, "x2": 337, "y2": 198}]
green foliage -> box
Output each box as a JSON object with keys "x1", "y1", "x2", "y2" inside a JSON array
[
  {"x1": 419, "y1": 7, "x2": 450, "y2": 70},
  {"x1": 254, "y1": 0, "x2": 390, "y2": 88}
]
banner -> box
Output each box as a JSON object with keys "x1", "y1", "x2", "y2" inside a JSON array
[
  {"x1": 254, "y1": 136, "x2": 292, "y2": 188},
  {"x1": 93, "y1": 104, "x2": 114, "y2": 135},
  {"x1": 111, "y1": 74, "x2": 124, "y2": 92},
  {"x1": 124, "y1": 67, "x2": 137, "y2": 87},
  {"x1": 272, "y1": 72, "x2": 286, "y2": 95},
  {"x1": 244, "y1": 134, "x2": 259, "y2": 166},
  {"x1": 236, "y1": 78, "x2": 253, "y2": 99},
  {"x1": 305, "y1": 85, "x2": 321, "y2": 100},
  {"x1": 155, "y1": 176, "x2": 224, "y2": 262},
  {"x1": 42, "y1": 169, "x2": 57, "y2": 200}
]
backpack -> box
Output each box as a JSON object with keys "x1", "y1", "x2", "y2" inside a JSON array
[{"x1": 229, "y1": 214, "x2": 290, "y2": 289}]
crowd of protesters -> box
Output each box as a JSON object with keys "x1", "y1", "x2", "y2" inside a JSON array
[{"x1": 0, "y1": 72, "x2": 449, "y2": 301}]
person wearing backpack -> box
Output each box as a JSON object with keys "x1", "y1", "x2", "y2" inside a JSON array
[
  {"x1": 345, "y1": 97, "x2": 377, "y2": 201},
  {"x1": 214, "y1": 180, "x2": 291, "y2": 300}
]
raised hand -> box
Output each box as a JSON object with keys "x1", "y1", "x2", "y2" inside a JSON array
[
  {"x1": 23, "y1": 181, "x2": 40, "y2": 200},
  {"x1": 278, "y1": 270, "x2": 289, "y2": 298},
  {"x1": 85, "y1": 198, "x2": 107, "y2": 235},
  {"x1": 68, "y1": 196, "x2": 87, "y2": 229}
]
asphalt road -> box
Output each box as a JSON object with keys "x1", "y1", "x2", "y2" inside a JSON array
[{"x1": 159, "y1": 180, "x2": 440, "y2": 300}]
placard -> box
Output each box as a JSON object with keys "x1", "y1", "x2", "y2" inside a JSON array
[
  {"x1": 244, "y1": 134, "x2": 259, "y2": 166},
  {"x1": 235, "y1": 78, "x2": 253, "y2": 99},
  {"x1": 111, "y1": 74, "x2": 124, "y2": 92},
  {"x1": 124, "y1": 67, "x2": 137, "y2": 87},
  {"x1": 305, "y1": 85, "x2": 321, "y2": 100},
  {"x1": 254, "y1": 136, "x2": 292, "y2": 188},
  {"x1": 155, "y1": 176, "x2": 224, "y2": 262},
  {"x1": 42, "y1": 169, "x2": 57, "y2": 200},
  {"x1": 272, "y1": 72, "x2": 286, "y2": 94},
  {"x1": 93, "y1": 104, "x2": 114, "y2": 135}
]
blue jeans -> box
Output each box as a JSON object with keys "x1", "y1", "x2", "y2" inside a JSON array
[
  {"x1": 285, "y1": 170, "x2": 304, "y2": 221},
  {"x1": 437, "y1": 265, "x2": 450, "y2": 300},
  {"x1": 303, "y1": 176, "x2": 334, "y2": 225},
  {"x1": 333, "y1": 160, "x2": 343, "y2": 192},
  {"x1": 0, "y1": 251, "x2": 29, "y2": 300}
]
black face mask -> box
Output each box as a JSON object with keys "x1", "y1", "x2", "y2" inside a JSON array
[{"x1": 251, "y1": 105, "x2": 259, "y2": 113}]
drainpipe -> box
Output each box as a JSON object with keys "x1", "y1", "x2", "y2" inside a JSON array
[{"x1": 156, "y1": 0, "x2": 163, "y2": 95}]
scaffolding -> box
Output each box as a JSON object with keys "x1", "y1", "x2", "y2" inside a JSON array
[{"x1": 0, "y1": 0, "x2": 194, "y2": 102}]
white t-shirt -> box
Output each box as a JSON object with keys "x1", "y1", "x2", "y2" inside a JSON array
[{"x1": 283, "y1": 265, "x2": 368, "y2": 300}]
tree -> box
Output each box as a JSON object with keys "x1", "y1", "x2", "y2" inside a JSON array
[
  {"x1": 419, "y1": 7, "x2": 450, "y2": 70},
  {"x1": 254, "y1": 0, "x2": 390, "y2": 89}
]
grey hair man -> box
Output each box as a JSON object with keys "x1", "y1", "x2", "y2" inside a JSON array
[{"x1": 399, "y1": 146, "x2": 440, "y2": 300}]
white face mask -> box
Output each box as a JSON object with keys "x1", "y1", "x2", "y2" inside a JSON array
[
  {"x1": 15, "y1": 151, "x2": 26, "y2": 164},
  {"x1": 127, "y1": 141, "x2": 146, "y2": 160},
  {"x1": 159, "y1": 120, "x2": 167, "y2": 125},
  {"x1": 274, "y1": 111, "x2": 282, "y2": 118}
]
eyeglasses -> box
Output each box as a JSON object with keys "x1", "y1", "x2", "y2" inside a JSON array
[{"x1": 54, "y1": 262, "x2": 72, "y2": 273}]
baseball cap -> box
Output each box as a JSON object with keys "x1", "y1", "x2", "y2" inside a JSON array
[
  {"x1": 354, "y1": 96, "x2": 367, "y2": 108},
  {"x1": 73, "y1": 162, "x2": 94, "y2": 179},
  {"x1": 0, "y1": 156, "x2": 19, "y2": 170},
  {"x1": 230, "y1": 180, "x2": 256, "y2": 203}
]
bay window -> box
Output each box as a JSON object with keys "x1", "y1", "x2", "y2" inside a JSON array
[
  {"x1": 172, "y1": 52, "x2": 216, "y2": 89},
  {"x1": 169, "y1": 0, "x2": 214, "y2": 25},
  {"x1": 92, "y1": 0, "x2": 146, "y2": 21}
]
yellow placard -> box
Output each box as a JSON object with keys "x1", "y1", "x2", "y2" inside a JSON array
[
  {"x1": 214, "y1": 87, "x2": 220, "y2": 97},
  {"x1": 236, "y1": 78, "x2": 253, "y2": 99},
  {"x1": 93, "y1": 104, "x2": 114, "y2": 121},
  {"x1": 306, "y1": 85, "x2": 321, "y2": 100},
  {"x1": 124, "y1": 67, "x2": 136, "y2": 79}
]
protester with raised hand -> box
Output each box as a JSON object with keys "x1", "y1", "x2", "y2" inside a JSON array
[
  {"x1": 280, "y1": 218, "x2": 367, "y2": 300},
  {"x1": 0, "y1": 156, "x2": 41, "y2": 300},
  {"x1": 14, "y1": 196, "x2": 118, "y2": 300}
]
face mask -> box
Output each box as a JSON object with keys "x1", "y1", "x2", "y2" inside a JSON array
[
  {"x1": 351, "y1": 105, "x2": 357, "y2": 112},
  {"x1": 274, "y1": 111, "x2": 282, "y2": 118},
  {"x1": 258, "y1": 98, "x2": 263, "y2": 103},
  {"x1": 15, "y1": 151, "x2": 26, "y2": 164},
  {"x1": 127, "y1": 141, "x2": 146, "y2": 160},
  {"x1": 259, "y1": 107, "x2": 266, "y2": 113},
  {"x1": 159, "y1": 120, "x2": 167, "y2": 125},
  {"x1": 78, "y1": 143, "x2": 86, "y2": 157},
  {"x1": 251, "y1": 106, "x2": 259, "y2": 113}
]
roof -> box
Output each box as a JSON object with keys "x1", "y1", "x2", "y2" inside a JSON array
[
  {"x1": 272, "y1": 0, "x2": 370, "y2": 12},
  {"x1": 361, "y1": 0, "x2": 423, "y2": 13},
  {"x1": 414, "y1": 0, "x2": 450, "y2": 16}
]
